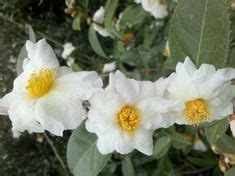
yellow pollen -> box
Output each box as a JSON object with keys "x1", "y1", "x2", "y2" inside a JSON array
[
  {"x1": 184, "y1": 99, "x2": 210, "y2": 125},
  {"x1": 26, "y1": 69, "x2": 55, "y2": 98},
  {"x1": 117, "y1": 105, "x2": 140, "y2": 133}
]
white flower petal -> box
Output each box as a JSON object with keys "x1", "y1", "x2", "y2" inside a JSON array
[
  {"x1": 194, "y1": 66, "x2": 235, "y2": 99},
  {"x1": 141, "y1": 0, "x2": 168, "y2": 19},
  {"x1": 167, "y1": 73, "x2": 199, "y2": 101},
  {"x1": 88, "y1": 91, "x2": 123, "y2": 123},
  {"x1": 107, "y1": 70, "x2": 156, "y2": 104},
  {"x1": 96, "y1": 131, "x2": 118, "y2": 154},
  {"x1": 93, "y1": 6, "x2": 110, "y2": 37},
  {"x1": 24, "y1": 39, "x2": 59, "y2": 72},
  {"x1": 115, "y1": 133, "x2": 134, "y2": 154},
  {"x1": 133, "y1": 128, "x2": 153, "y2": 156},
  {"x1": 8, "y1": 98, "x2": 44, "y2": 133},
  {"x1": 138, "y1": 97, "x2": 185, "y2": 129},
  {"x1": 175, "y1": 57, "x2": 196, "y2": 76},
  {"x1": 155, "y1": 77, "x2": 171, "y2": 97},
  {"x1": 57, "y1": 66, "x2": 73, "y2": 76},
  {"x1": 53, "y1": 71, "x2": 103, "y2": 100},
  {"x1": 12, "y1": 71, "x2": 30, "y2": 94},
  {"x1": 62, "y1": 42, "x2": 75, "y2": 59},
  {"x1": 230, "y1": 120, "x2": 235, "y2": 137},
  {"x1": 102, "y1": 62, "x2": 116, "y2": 73},
  {"x1": 35, "y1": 91, "x2": 85, "y2": 136}
]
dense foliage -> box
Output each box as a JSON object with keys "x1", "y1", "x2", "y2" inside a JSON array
[{"x1": 0, "y1": 0, "x2": 235, "y2": 175}]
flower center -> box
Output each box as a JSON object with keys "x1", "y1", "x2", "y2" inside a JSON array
[
  {"x1": 26, "y1": 69, "x2": 55, "y2": 98},
  {"x1": 184, "y1": 99, "x2": 209, "y2": 125},
  {"x1": 117, "y1": 105, "x2": 140, "y2": 133}
]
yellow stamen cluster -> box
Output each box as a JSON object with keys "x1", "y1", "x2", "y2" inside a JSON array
[
  {"x1": 184, "y1": 99, "x2": 209, "y2": 125},
  {"x1": 117, "y1": 105, "x2": 140, "y2": 133},
  {"x1": 26, "y1": 69, "x2": 55, "y2": 98}
]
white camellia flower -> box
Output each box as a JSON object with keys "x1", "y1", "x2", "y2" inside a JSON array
[
  {"x1": 92, "y1": 6, "x2": 111, "y2": 37},
  {"x1": 62, "y1": 42, "x2": 75, "y2": 59},
  {"x1": 166, "y1": 57, "x2": 235, "y2": 125},
  {"x1": 102, "y1": 62, "x2": 116, "y2": 73},
  {"x1": 141, "y1": 0, "x2": 168, "y2": 19},
  {"x1": 86, "y1": 71, "x2": 183, "y2": 155},
  {"x1": 0, "y1": 39, "x2": 102, "y2": 136}
]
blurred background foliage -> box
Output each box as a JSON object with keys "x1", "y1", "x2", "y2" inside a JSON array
[{"x1": 0, "y1": 0, "x2": 235, "y2": 175}]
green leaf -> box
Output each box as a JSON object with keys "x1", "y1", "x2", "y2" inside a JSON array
[
  {"x1": 205, "y1": 118, "x2": 229, "y2": 144},
  {"x1": 169, "y1": 0, "x2": 230, "y2": 68},
  {"x1": 27, "y1": 24, "x2": 36, "y2": 43},
  {"x1": 17, "y1": 25, "x2": 36, "y2": 75},
  {"x1": 121, "y1": 156, "x2": 135, "y2": 176},
  {"x1": 104, "y1": 0, "x2": 118, "y2": 31},
  {"x1": 225, "y1": 167, "x2": 235, "y2": 176},
  {"x1": 171, "y1": 133, "x2": 191, "y2": 149},
  {"x1": 120, "y1": 5, "x2": 147, "y2": 27},
  {"x1": 72, "y1": 16, "x2": 81, "y2": 30},
  {"x1": 187, "y1": 156, "x2": 217, "y2": 167},
  {"x1": 67, "y1": 122, "x2": 111, "y2": 176},
  {"x1": 88, "y1": 26, "x2": 108, "y2": 58},
  {"x1": 120, "y1": 51, "x2": 141, "y2": 66},
  {"x1": 215, "y1": 134, "x2": 235, "y2": 153},
  {"x1": 154, "y1": 136, "x2": 171, "y2": 159},
  {"x1": 16, "y1": 45, "x2": 27, "y2": 75},
  {"x1": 227, "y1": 47, "x2": 235, "y2": 67}
]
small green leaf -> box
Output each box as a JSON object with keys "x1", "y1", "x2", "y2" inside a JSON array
[
  {"x1": 67, "y1": 122, "x2": 111, "y2": 176},
  {"x1": 27, "y1": 24, "x2": 36, "y2": 43},
  {"x1": 88, "y1": 26, "x2": 108, "y2": 58},
  {"x1": 72, "y1": 16, "x2": 81, "y2": 31},
  {"x1": 120, "y1": 51, "x2": 141, "y2": 66},
  {"x1": 215, "y1": 134, "x2": 235, "y2": 153},
  {"x1": 205, "y1": 118, "x2": 229, "y2": 144},
  {"x1": 225, "y1": 167, "x2": 235, "y2": 176},
  {"x1": 121, "y1": 156, "x2": 135, "y2": 176},
  {"x1": 16, "y1": 45, "x2": 27, "y2": 75},
  {"x1": 104, "y1": 0, "x2": 118, "y2": 31},
  {"x1": 172, "y1": 133, "x2": 191, "y2": 149},
  {"x1": 187, "y1": 156, "x2": 217, "y2": 167},
  {"x1": 154, "y1": 136, "x2": 171, "y2": 159},
  {"x1": 169, "y1": 0, "x2": 230, "y2": 68},
  {"x1": 17, "y1": 25, "x2": 36, "y2": 75},
  {"x1": 120, "y1": 5, "x2": 147, "y2": 27}
]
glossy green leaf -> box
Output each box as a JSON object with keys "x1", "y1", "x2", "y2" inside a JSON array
[
  {"x1": 27, "y1": 25, "x2": 36, "y2": 43},
  {"x1": 88, "y1": 26, "x2": 108, "y2": 58},
  {"x1": 205, "y1": 118, "x2": 229, "y2": 144},
  {"x1": 121, "y1": 156, "x2": 135, "y2": 176},
  {"x1": 154, "y1": 136, "x2": 171, "y2": 159},
  {"x1": 225, "y1": 167, "x2": 235, "y2": 176},
  {"x1": 67, "y1": 122, "x2": 111, "y2": 176},
  {"x1": 172, "y1": 133, "x2": 191, "y2": 149},
  {"x1": 187, "y1": 156, "x2": 217, "y2": 167},
  {"x1": 169, "y1": 0, "x2": 230, "y2": 68},
  {"x1": 104, "y1": 0, "x2": 118, "y2": 30},
  {"x1": 120, "y1": 5, "x2": 147, "y2": 27},
  {"x1": 16, "y1": 45, "x2": 27, "y2": 75},
  {"x1": 215, "y1": 134, "x2": 235, "y2": 153},
  {"x1": 17, "y1": 25, "x2": 36, "y2": 75},
  {"x1": 72, "y1": 16, "x2": 81, "y2": 31}
]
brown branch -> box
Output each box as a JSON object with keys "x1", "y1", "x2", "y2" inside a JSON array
[
  {"x1": 43, "y1": 133, "x2": 69, "y2": 176},
  {"x1": 180, "y1": 166, "x2": 212, "y2": 175}
]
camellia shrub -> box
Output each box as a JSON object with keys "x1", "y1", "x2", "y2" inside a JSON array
[{"x1": 1, "y1": 0, "x2": 235, "y2": 175}]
